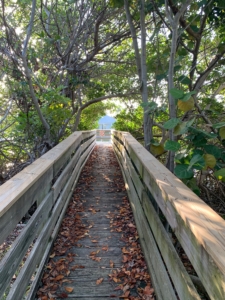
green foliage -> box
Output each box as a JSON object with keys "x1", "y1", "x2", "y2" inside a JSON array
[
  {"x1": 78, "y1": 102, "x2": 114, "y2": 130},
  {"x1": 164, "y1": 140, "x2": 181, "y2": 152},
  {"x1": 174, "y1": 164, "x2": 194, "y2": 179},
  {"x1": 113, "y1": 106, "x2": 143, "y2": 139},
  {"x1": 163, "y1": 118, "x2": 180, "y2": 129}
]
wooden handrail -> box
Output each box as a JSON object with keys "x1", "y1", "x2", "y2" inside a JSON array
[
  {"x1": 0, "y1": 130, "x2": 96, "y2": 300},
  {"x1": 112, "y1": 130, "x2": 225, "y2": 300}
]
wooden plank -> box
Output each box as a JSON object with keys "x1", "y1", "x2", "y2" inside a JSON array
[
  {"x1": 52, "y1": 132, "x2": 82, "y2": 176},
  {"x1": 0, "y1": 158, "x2": 53, "y2": 218},
  {"x1": 81, "y1": 135, "x2": 96, "y2": 154},
  {"x1": 142, "y1": 190, "x2": 200, "y2": 300},
  {"x1": 0, "y1": 166, "x2": 53, "y2": 245},
  {"x1": 81, "y1": 130, "x2": 96, "y2": 140},
  {"x1": 0, "y1": 132, "x2": 82, "y2": 244},
  {"x1": 117, "y1": 148, "x2": 200, "y2": 299},
  {"x1": 52, "y1": 146, "x2": 81, "y2": 202},
  {"x1": 116, "y1": 142, "x2": 200, "y2": 298},
  {"x1": 114, "y1": 131, "x2": 225, "y2": 299},
  {"x1": 27, "y1": 138, "x2": 95, "y2": 300},
  {"x1": 114, "y1": 147, "x2": 177, "y2": 300},
  {"x1": 7, "y1": 166, "x2": 75, "y2": 300},
  {"x1": 0, "y1": 192, "x2": 53, "y2": 299},
  {"x1": 26, "y1": 239, "x2": 52, "y2": 300}
]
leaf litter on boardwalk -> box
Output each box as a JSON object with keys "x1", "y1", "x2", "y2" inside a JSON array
[{"x1": 36, "y1": 146, "x2": 154, "y2": 300}]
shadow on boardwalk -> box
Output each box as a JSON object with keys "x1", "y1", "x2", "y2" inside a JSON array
[{"x1": 36, "y1": 145, "x2": 154, "y2": 300}]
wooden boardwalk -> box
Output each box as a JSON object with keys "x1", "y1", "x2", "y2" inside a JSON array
[{"x1": 36, "y1": 144, "x2": 153, "y2": 300}]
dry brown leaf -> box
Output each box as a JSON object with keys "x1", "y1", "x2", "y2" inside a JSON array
[
  {"x1": 91, "y1": 240, "x2": 98, "y2": 243},
  {"x1": 96, "y1": 278, "x2": 104, "y2": 285},
  {"x1": 65, "y1": 287, "x2": 74, "y2": 293},
  {"x1": 49, "y1": 252, "x2": 56, "y2": 258},
  {"x1": 119, "y1": 290, "x2": 130, "y2": 298},
  {"x1": 102, "y1": 246, "x2": 108, "y2": 251},
  {"x1": 113, "y1": 277, "x2": 120, "y2": 283},
  {"x1": 110, "y1": 260, "x2": 114, "y2": 268},
  {"x1": 95, "y1": 257, "x2": 101, "y2": 262},
  {"x1": 90, "y1": 250, "x2": 100, "y2": 256},
  {"x1": 144, "y1": 286, "x2": 154, "y2": 295},
  {"x1": 122, "y1": 255, "x2": 128, "y2": 263},
  {"x1": 54, "y1": 275, "x2": 64, "y2": 281}
]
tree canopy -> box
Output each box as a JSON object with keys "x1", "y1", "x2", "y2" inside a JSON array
[{"x1": 1, "y1": 0, "x2": 225, "y2": 194}]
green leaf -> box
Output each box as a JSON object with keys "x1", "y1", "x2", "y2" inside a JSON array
[
  {"x1": 177, "y1": 48, "x2": 188, "y2": 56},
  {"x1": 163, "y1": 118, "x2": 180, "y2": 129},
  {"x1": 174, "y1": 164, "x2": 194, "y2": 179},
  {"x1": 174, "y1": 123, "x2": 187, "y2": 135},
  {"x1": 190, "y1": 25, "x2": 199, "y2": 33},
  {"x1": 186, "y1": 117, "x2": 196, "y2": 127},
  {"x1": 188, "y1": 41, "x2": 195, "y2": 49},
  {"x1": 219, "y1": 127, "x2": 225, "y2": 139},
  {"x1": 214, "y1": 168, "x2": 225, "y2": 182},
  {"x1": 189, "y1": 127, "x2": 217, "y2": 139},
  {"x1": 188, "y1": 154, "x2": 205, "y2": 171},
  {"x1": 175, "y1": 152, "x2": 185, "y2": 162},
  {"x1": 181, "y1": 91, "x2": 197, "y2": 102},
  {"x1": 173, "y1": 119, "x2": 195, "y2": 135},
  {"x1": 212, "y1": 122, "x2": 225, "y2": 129},
  {"x1": 178, "y1": 75, "x2": 191, "y2": 85},
  {"x1": 150, "y1": 138, "x2": 160, "y2": 146},
  {"x1": 169, "y1": 88, "x2": 184, "y2": 99},
  {"x1": 164, "y1": 140, "x2": 181, "y2": 152},
  {"x1": 204, "y1": 145, "x2": 221, "y2": 159},
  {"x1": 174, "y1": 65, "x2": 182, "y2": 72},
  {"x1": 156, "y1": 73, "x2": 167, "y2": 81}
]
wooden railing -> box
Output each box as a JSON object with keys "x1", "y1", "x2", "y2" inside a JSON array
[
  {"x1": 112, "y1": 130, "x2": 225, "y2": 300},
  {"x1": 0, "y1": 130, "x2": 96, "y2": 300}
]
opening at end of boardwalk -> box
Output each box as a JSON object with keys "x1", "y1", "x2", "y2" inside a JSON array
[{"x1": 36, "y1": 144, "x2": 155, "y2": 300}]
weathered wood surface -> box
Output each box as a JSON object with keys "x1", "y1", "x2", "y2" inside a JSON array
[
  {"x1": 0, "y1": 131, "x2": 95, "y2": 300},
  {"x1": 114, "y1": 142, "x2": 177, "y2": 300},
  {"x1": 0, "y1": 131, "x2": 82, "y2": 243},
  {"x1": 114, "y1": 140, "x2": 200, "y2": 300},
  {"x1": 36, "y1": 145, "x2": 153, "y2": 300},
  {"x1": 112, "y1": 130, "x2": 225, "y2": 300}
]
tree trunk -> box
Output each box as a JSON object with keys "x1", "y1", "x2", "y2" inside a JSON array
[
  {"x1": 140, "y1": 0, "x2": 152, "y2": 151},
  {"x1": 124, "y1": 0, "x2": 152, "y2": 150}
]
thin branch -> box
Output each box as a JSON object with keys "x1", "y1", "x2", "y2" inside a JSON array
[{"x1": 22, "y1": 0, "x2": 36, "y2": 57}]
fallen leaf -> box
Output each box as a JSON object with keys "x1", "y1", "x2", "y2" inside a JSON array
[
  {"x1": 94, "y1": 257, "x2": 101, "y2": 262},
  {"x1": 122, "y1": 255, "x2": 128, "y2": 263},
  {"x1": 65, "y1": 287, "x2": 74, "y2": 293},
  {"x1": 102, "y1": 246, "x2": 108, "y2": 251},
  {"x1": 54, "y1": 275, "x2": 64, "y2": 281},
  {"x1": 96, "y1": 278, "x2": 104, "y2": 285},
  {"x1": 127, "y1": 223, "x2": 136, "y2": 228},
  {"x1": 91, "y1": 240, "x2": 98, "y2": 243},
  {"x1": 144, "y1": 286, "x2": 154, "y2": 295},
  {"x1": 119, "y1": 291, "x2": 130, "y2": 298},
  {"x1": 110, "y1": 260, "x2": 114, "y2": 268},
  {"x1": 119, "y1": 290, "x2": 130, "y2": 298},
  {"x1": 49, "y1": 252, "x2": 56, "y2": 258},
  {"x1": 90, "y1": 250, "x2": 100, "y2": 256}
]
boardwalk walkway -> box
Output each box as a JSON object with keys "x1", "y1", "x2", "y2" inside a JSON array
[{"x1": 36, "y1": 145, "x2": 153, "y2": 300}]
